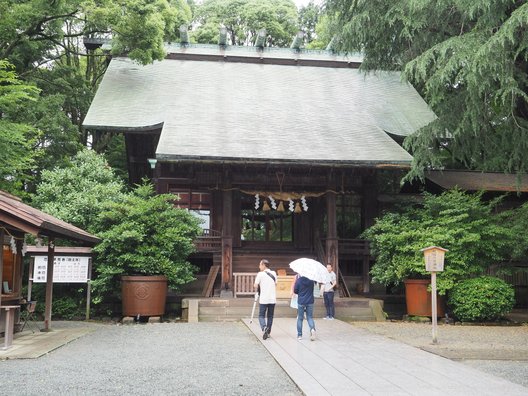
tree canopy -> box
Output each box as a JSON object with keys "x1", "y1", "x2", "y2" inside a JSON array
[
  {"x1": 327, "y1": 1, "x2": 528, "y2": 179},
  {"x1": 33, "y1": 149, "x2": 126, "y2": 233},
  {"x1": 0, "y1": 60, "x2": 40, "y2": 193},
  {"x1": 192, "y1": 0, "x2": 299, "y2": 46}
]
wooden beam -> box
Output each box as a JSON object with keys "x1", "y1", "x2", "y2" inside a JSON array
[
  {"x1": 326, "y1": 191, "x2": 339, "y2": 277},
  {"x1": 0, "y1": 228, "x2": 4, "y2": 309},
  {"x1": 0, "y1": 214, "x2": 39, "y2": 235},
  {"x1": 43, "y1": 238, "x2": 55, "y2": 331},
  {"x1": 222, "y1": 189, "x2": 233, "y2": 290}
]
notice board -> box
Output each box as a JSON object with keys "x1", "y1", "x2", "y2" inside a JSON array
[{"x1": 33, "y1": 256, "x2": 90, "y2": 283}]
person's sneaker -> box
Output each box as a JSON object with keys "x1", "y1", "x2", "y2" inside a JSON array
[
  {"x1": 323, "y1": 316, "x2": 329, "y2": 320},
  {"x1": 263, "y1": 327, "x2": 270, "y2": 340},
  {"x1": 329, "y1": 317, "x2": 334, "y2": 320},
  {"x1": 310, "y1": 329, "x2": 316, "y2": 341},
  {"x1": 297, "y1": 336, "x2": 302, "y2": 341}
]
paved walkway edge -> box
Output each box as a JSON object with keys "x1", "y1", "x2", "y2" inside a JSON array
[
  {"x1": 0, "y1": 327, "x2": 95, "y2": 360},
  {"x1": 242, "y1": 318, "x2": 528, "y2": 396}
]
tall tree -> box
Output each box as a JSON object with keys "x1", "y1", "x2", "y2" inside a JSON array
[
  {"x1": 0, "y1": 0, "x2": 191, "y2": 68},
  {"x1": 0, "y1": 0, "x2": 192, "y2": 192},
  {"x1": 33, "y1": 149, "x2": 126, "y2": 233},
  {"x1": 0, "y1": 60, "x2": 40, "y2": 193},
  {"x1": 327, "y1": 1, "x2": 528, "y2": 179},
  {"x1": 193, "y1": 0, "x2": 298, "y2": 47},
  {"x1": 298, "y1": 1, "x2": 321, "y2": 44}
]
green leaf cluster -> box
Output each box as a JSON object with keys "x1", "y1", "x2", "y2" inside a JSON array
[
  {"x1": 92, "y1": 182, "x2": 201, "y2": 302},
  {"x1": 327, "y1": 0, "x2": 528, "y2": 178},
  {"x1": 33, "y1": 149, "x2": 126, "y2": 233},
  {"x1": 448, "y1": 276, "x2": 515, "y2": 322},
  {"x1": 193, "y1": 0, "x2": 298, "y2": 47},
  {"x1": 362, "y1": 190, "x2": 513, "y2": 294},
  {"x1": 0, "y1": 60, "x2": 40, "y2": 193}
]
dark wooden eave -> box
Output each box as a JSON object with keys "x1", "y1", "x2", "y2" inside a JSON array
[{"x1": 0, "y1": 191, "x2": 100, "y2": 245}]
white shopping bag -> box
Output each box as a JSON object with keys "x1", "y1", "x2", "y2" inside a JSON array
[{"x1": 290, "y1": 294, "x2": 298, "y2": 309}]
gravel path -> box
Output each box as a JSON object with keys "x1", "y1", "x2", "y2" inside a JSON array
[
  {"x1": 0, "y1": 322, "x2": 302, "y2": 396},
  {"x1": 351, "y1": 321, "x2": 528, "y2": 388}
]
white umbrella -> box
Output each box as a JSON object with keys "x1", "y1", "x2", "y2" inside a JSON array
[{"x1": 289, "y1": 258, "x2": 328, "y2": 284}]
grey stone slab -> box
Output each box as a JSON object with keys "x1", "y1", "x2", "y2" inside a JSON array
[{"x1": 243, "y1": 318, "x2": 528, "y2": 396}]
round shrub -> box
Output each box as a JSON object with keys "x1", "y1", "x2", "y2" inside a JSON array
[{"x1": 449, "y1": 276, "x2": 515, "y2": 322}]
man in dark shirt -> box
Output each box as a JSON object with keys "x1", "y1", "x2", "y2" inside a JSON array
[{"x1": 293, "y1": 275, "x2": 316, "y2": 341}]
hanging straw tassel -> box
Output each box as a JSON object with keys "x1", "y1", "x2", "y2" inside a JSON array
[
  {"x1": 277, "y1": 201, "x2": 285, "y2": 212},
  {"x1": 262, "y1": 200, "x2": 271, "y2": 211},
  {"x1": 294, "y1": 202, "x2": 302, "y2": 213}
]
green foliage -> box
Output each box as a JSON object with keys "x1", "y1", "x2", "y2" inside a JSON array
[
  {"x1": 306, "y1": 14, "x2": 334, "y2": 50},
  {"x1": 327, "y1": 1, "x2": 528, "y2": 179},
  {"x1": 92, "y1": 182, "x2": 201, "y2": 303},
  {"x1": 29, "y1": 284, "x2": 86, "y2": 320},
  {"x1": 501, "y1": 201, "x2": 528, "y2": 260},
  {"x1": 33, "y1": 149, "x2": 126, "y2": 233},
  {"x1": 298, "y1": 1, "x2": 322, "y2": 44},
  {"x1": 0, "y1": 0, "x2": 191, "y2": 67},
  {"x1": 0, "y1": 60, "x2": 40, "y2": 193},
  {"x1": 362, "y1": 190, "x2": 513, "y2": 294},
  {"x1": 110, "y1": 0, "x2": 192, "y2": 65},
  {"x1": 449, "y1": 276, "x2": 515, "y2": 322},
  {"x1": 193, "y1": 0, "x2": 298, "y2": 47}
]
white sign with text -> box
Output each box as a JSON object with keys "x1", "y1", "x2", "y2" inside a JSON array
[{"x1": 33, "y1": 256, "x2": 89, "y2": 283}]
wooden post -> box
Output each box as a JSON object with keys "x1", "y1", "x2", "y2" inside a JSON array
[
  {"x1": 15, "y1": 238, "x2": 23, "y2": 295},
  {"x1": 86, "y1": 258, "x2": 92, "y2": 321},
  {"x1": 326, "y1": 191, "x2": 338, "y2": 275},
  {"x1": 43, "y1": 238, "x2": 55, "y2": 332},
  {"x1": 0, "y1": 228, "x2": 4, "y2": 309},
  {"x1": 362, "y1": 255, "x2": 370, "y2": 294},
  {"x1": 431, "y1": 271, "x2": 438, "y2": 344},
  {"x1": 362, "y1": 176, "x2": 378, "y2": 293},
  {"x1": 28, "y1": 257, "x2": 34, "y2": 301},
  {"x1": 222, "y1": 189, "x2": 233, "y2": 290}
]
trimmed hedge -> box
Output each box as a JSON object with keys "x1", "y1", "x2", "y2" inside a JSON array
[{"x1": 449, "y1": 276, "x2": 515, "y2": 322}]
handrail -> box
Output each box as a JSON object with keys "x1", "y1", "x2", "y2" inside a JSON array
[
  {"x1": 194, "y1": 228, "x2": 222, "y2": 251},
  {"x1": 233, "y1": 272, "x2": 256, "y2": 298}
]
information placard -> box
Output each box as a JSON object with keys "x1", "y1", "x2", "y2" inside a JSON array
[{"x1": 33, "y1": 256, "x2": 89, "y2": 283}]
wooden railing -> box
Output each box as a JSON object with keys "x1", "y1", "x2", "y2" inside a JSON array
[
  {"x1": 194, "y1": 228, "x2": 222, "y2": 251},
  {"x1": 337, "y1": 239, "x2": 370, "y2": 255},
  {"x1": 233, "y1": 272, "x2": 256, "y2": 298}
]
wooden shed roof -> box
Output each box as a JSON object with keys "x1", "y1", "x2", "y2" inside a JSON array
[
  {"x1": 0, "y1": 191, "x2": 100, "y2": 244},
  {"x1": 83, "y1": 45, "x2": 436, "y2": 167}
]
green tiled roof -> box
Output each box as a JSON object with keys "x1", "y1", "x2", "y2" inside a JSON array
[{"x1": 83, "y1": 47, "x2": 435, "y2": 166}]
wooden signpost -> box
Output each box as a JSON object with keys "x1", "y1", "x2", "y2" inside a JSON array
[{"x1": 421, "y1": 246, "x2": 448, "y2": 344}]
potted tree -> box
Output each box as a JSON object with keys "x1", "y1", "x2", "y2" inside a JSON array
[
  {"x1": 92, "y1": 182, "x2": 201, "y2": 317},
  {"x1": 362, "y1": 190, "x2": 513, "y2": 317}
]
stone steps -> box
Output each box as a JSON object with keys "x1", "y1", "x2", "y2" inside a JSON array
[{"x1": 182, "y1": 297, "x2": 385, "y2": 323}]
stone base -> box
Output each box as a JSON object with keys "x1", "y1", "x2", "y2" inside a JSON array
[
  {"x1": 148, "y1": 316, "x2": 161, "y2": 323},
  {"x1": 122, "y1": 316, "x2": 135, "y2": 325}
]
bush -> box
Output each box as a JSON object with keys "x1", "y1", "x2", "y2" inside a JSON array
[
  {"x1": 92, "y1": 181, "x2": 201, "y2": 304},
  {"x1": 362, "y1": 190, "x2": 514, "y2": 294},
  {"x1": 449, "y1": 276, "x2": 515, "y2": 322}
]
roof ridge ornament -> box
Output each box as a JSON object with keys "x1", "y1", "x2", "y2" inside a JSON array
[
  {"x1": 291, "y1": 31, "x2": 304, "y2": 52},
  {"x1": 255, "y1": 29, "x2": 266, "y2": 50}
]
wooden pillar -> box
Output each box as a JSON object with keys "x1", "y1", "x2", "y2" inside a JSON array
[
  {"x1": 325, "y1": 191, "x2": 338, "y2": 277},
  {"x1": 15, "y1": 238, "x2": 23, "y2": 295},
  {"x1": 221, "y1": 190, "x2": 233, "y2": 290},
  {"x1": 362, "y1": 173, "x2": 378, "y2": 293},
  {"x1": 43, "y1": 237, "x2": 55, "y2": 331},
  {"x1": 0, "y1": 228, "x2": 4, "y2": 309}
]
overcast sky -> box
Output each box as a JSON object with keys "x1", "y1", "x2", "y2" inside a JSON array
[{"x1": 294, "y1": 0, "x2": 323, "y2": 7}]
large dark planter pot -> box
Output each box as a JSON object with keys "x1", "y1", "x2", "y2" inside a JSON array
[
  {"x1": 121, "y1": 275, "x2": 168, "y2": 317},
  {"x1": 404, "y1": 279, "x2": 445, "y2": 317}
]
